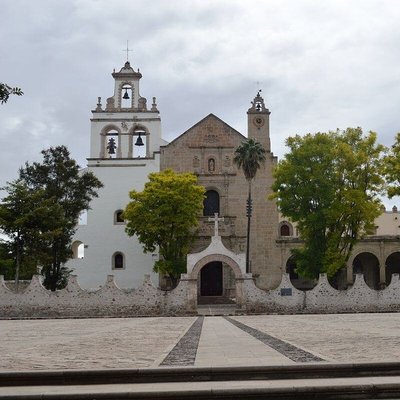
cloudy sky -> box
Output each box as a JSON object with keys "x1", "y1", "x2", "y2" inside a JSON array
[{"x1": 1, "y1": 0, "x2": 400, "y2": 205}]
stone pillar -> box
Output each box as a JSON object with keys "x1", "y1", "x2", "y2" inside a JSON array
[{"x1": 180, "y1": 274, "x2": 197, "y2": 312}]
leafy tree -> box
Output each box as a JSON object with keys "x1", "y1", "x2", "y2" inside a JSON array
[
  {"x1": 124, "y1": 169, "x2": 205, "y2": 287},
  {"x1": 0, "y1": 83, "x2": 23, "y2": 104},
  {"x1": 16, "y1": 146, "x2": 103, "y2": 290},
  {"x1": 384, "y1": 132, "x2": 400, "y2": 198},
  {"x1": 0, "y1": 181, "x2": 51, "y2": 288},
  {"x1": 272, "y1": 128, "x2": 385, "y2": 279},
  {"x1": 0, "y1": 241, "x2": 14, "y2": 280},
  {"x1": 233, "y1": 138, "x2": 266, "y2": 273}
]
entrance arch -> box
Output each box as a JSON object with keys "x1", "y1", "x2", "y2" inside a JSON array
[
  {"x1": 190, "y1": 254, "x2": 245, "y2": 307},
  {"x1": 200, "y1": 261, "x2": 223, "y2": 296}
]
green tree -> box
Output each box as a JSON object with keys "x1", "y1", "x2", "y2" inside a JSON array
[
  {"x1": 233, "y1": 138, "x2": 266, "y2": 273},
  {"x1": 0, "y1": 241, "x2": 14, "y2": 280},
  {"x1": 0, "y1": 181, "x2": 49, "y2": 288},
  {"x1": 17, "y1": 146, "x2": 103, "y2": 290},
  {"x1": 272, "y1": 128, "x2": 385, "y2": 279},
  {"x1": 124, "y1": 169, "x2": 205, "y2": 287},
  {"x1": 0, "y1": 83, "x2": 23, "y2": 104},
  {"x1": 384, "y1": 132, "x2": 400, "y2": 198}
]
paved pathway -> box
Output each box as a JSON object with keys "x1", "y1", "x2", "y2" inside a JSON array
[{"x1": 2, "y1": 313, "x2": 400, "y2": 370}]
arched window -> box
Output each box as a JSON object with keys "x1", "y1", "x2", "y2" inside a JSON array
[
  {"x1": 113, "y1": 252, "x2": 125, "y2": 269},
  {"x1": 121, "y1": 84, "x2": 133, "y2": 108},
  {"x1": 114, "y1": 210, "x2": 125, "y2": 224},
  {"x1": 280, "y1": 224, "x2": 290, "y2": 236},
  {"x1": 71, "y1": 240, "x2": 84, "y2": 259},
  {"x1": 279, "y1": 221, "x2": 293, "y2": 237},
  {"x1": 203, "y1": 190, "x2": 220, "y2": 216}
]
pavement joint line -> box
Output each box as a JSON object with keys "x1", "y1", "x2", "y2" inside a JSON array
[
  {"x1": 159, "y1": 316, "x2": 204, "y2": 366},
  {"x1": 224, "y1": 316, "x2": 325, "y2": 363}
]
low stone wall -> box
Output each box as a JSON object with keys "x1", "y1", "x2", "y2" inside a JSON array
[
  {"x1": 0, "y1": 274, "x2": 192, "y2": 319},
  {"x1": 243, "y1": 273, "x2": 400, "y2": 314},
  {"x1": 2, "y1": 273, "x2": 400, "y2": 318}
]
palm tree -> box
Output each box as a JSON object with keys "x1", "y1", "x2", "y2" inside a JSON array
[{"x1": 234, "y1": 138, "x2": 266, "y2": 273}]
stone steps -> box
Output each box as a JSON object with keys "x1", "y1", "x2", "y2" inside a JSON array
[{"x1": 2, "y1": 362, "x2": 400, "y2": 399}]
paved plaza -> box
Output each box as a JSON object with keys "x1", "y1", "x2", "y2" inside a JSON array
[{"x1": 2, "y1": 313, "x2": 400, "y2": 371}]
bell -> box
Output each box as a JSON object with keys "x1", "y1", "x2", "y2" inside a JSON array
[
  {"x1": 123, "y1": 88, "x2": 130, "y2": 99},
  {"x1": 135, "y1": 132, "x2": 144, "y2": 146}
]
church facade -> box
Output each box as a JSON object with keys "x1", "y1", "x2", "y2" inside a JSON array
[{"x1": 67, "y1": 60, "x2": 400, "y2": 295}]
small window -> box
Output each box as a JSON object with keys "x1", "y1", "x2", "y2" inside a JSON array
[
  {"x1": 280, "y1": 224, "x2": 290, "y2": 236},
  {"x1": 279, "y1": 222, "x2": 293, "y2": 237},
  {"x1": 113, "y1": 252, "x2": 125, "y2": 269},
  {"x1": 114, "y1": 210, "x2": 125, "y2": 224}
]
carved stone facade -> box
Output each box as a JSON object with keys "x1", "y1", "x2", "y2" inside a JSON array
[{"x1": 161, "y1": 93, "x2": 281, "y2": 290}]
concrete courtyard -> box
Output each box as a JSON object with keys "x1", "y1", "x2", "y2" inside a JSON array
[{"x1": 2, "y1": 313, "x2": 400, "y2": 371}]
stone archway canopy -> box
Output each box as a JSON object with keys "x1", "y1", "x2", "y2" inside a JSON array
[{"x1": 187, "y1": 236, "x2": 246, "y2": 279}]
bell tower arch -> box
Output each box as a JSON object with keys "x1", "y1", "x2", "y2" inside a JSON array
[{"x1": 89, "y1": 61, "x2": 163, "y2": 161}]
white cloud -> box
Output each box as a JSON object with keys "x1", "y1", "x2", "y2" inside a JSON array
[{"x1": 1, "y1": 0, "x2": 400, "y2": 206}]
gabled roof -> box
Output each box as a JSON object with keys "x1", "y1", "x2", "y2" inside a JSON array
[{"x1": 164, "y1": 113, "x2": 246, "y2": 147}]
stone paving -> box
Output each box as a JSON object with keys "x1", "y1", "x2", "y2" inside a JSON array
[{"x1": 2, "y1": 313, "x2": 400, "y2": 371}]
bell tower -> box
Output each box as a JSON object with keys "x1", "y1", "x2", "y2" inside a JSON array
[
  {"x1": 67, "y1": 60, "x2": 165, "y2": 290},
  {"x1": 247, "y1": 90, "x2": 271, "y2": 151},
  {"x1": 88, "y1": 61, "x2": 163, "y2": 163}
]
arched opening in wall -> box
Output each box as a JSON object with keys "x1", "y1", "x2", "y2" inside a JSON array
[
  {"x1": 203, "y1": 190, "x2": 220, "y2": 216},
  {"x1": 352, "y1": 252, "x2": 380, "y2": 289},
  {"x1": 198, "y1": 261, "x2": 236, "y2": 304},
  {"x1": 132, "y1": 129, "x2": 147, "y2": 158},
  {"x1": 71, "y1": 241, "x2": 84, "y2": 259},
  {"x1": 328, "y1": 268, "x2": 348, "y2": 290},
  {"x1": 106, "y1": 130, "x2": 119, "y2": 159},
  {"x1": 112, "y1": 252, "x2": 125, "y2": 270},
  {"x1": 207, "y1": 157, "x2": 216, "y2": 173},
  {"x1": 286, "y1": 256, "x2": 317, "y2": 290},
  {"x1": 121, "y1": 84, "x2": 133, "y2": 108},
  {"x1": 114, "y1": 210, "x2": 125, "y2": 224},
  {"x1": 279, "y1": 222, "x2": 292, "y2": 237},
  {"x1": 385, "y1": 252, "x2": 400, "y2": 285}
]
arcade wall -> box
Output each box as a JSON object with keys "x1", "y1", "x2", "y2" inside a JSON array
[{"x1": 2, "y1": 273, "x2": 400, "y2": 318}]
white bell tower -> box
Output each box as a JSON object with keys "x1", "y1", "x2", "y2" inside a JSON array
[
  {"x1": 89, "y1": 61, "x2": 164, "y2": 162},
  {"x1": 67, "y1": 61, "x2": 166, "y2": 290}
]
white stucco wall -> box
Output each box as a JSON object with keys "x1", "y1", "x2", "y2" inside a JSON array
[{"x1": 65, "y1": 156, "x2": 160, "y2": 289}]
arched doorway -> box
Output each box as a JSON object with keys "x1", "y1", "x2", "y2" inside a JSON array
[
  {"x1": 352, "y1": 252, "x2": 380, "y2": 289},
  {"x1": 385, "y1": 252, "x2": 400, "y2": 285},
  {"x1": 191, "y1": 254, "x2": 244, "y2": 306},
  {"x1": 200, "y1": 261, "x2": 223, "y2": 296}
]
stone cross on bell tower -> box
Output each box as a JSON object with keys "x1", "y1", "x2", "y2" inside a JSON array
[{"x1": 208, "y1": 213, "x2": 224, "y2": 237}]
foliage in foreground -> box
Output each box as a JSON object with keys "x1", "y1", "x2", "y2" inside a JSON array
[
  {"x1": 0, "y1": 146, "x2": 103, "y2": 290},
  {"x1": 124, "y1": 169, "x2": 205, "y2": 286},
  {"x1": 0, "y1": 83, "x2": 23, "y2": 104},
  {"x1": 272, "y1": 127, "x2": 386, "y2": 279}
]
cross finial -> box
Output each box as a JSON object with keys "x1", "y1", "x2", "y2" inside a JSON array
[
  {"x1": 123, "y1": 40, "x2": 133, "y2": 62},
  {"x1": 208, "y1": 213, "x2": 224, "y2": 237}
]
